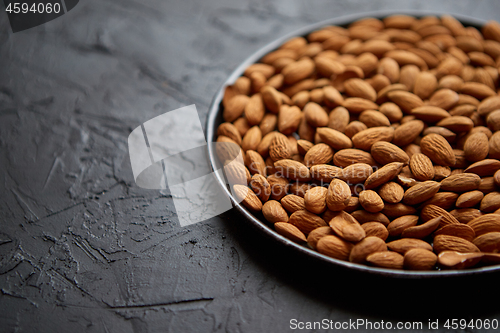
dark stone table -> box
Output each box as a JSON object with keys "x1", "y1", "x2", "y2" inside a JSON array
[{"x1": 1, "y1": 1, "x2": 500, "y2": 332}]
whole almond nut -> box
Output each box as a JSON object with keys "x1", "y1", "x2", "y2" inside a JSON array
[
  {"x1": 404, "y1": 248, "x2": 437, "y2": 270},
  {"x1": 245, "y1": 94, "x2": 266, "y2": 125},
  {"x1": 310, "y1": 164, "x2": 342, "y2": 183},
  {"x1": 304, "y1": 144, "x2": 334, "y2": 167},
  {"x1": 261, "y1": 86, "x2": 283, "y2": 113},
  {"x1": 401, "y1": 216, "x2": 441, "y2": 239},
  {"x1": 403, "y1": 181, "x2": 441, "y2": 205},
  {"x1": 349, "y1": 236, "x2": 387, "y2": 263},
  {"x1": 317, "y1": 235, "x2": 353, "y2": 260},
  {"x1": 411, "y1": 106, "x2": 451, "y2": 123},
  {"x1": 378, "y1": 182, "x2": 404, "y2": 203},
  {"x1": 463, "y1": 132, "x2": 490, "y2": 162},
  {"x1": 478, "y1": 95, "x2": 500, "y2": 116},
  {"x1": 440, "y1": 173, "x2": 481, "y2": 192},
  {"x1": 413, "y1": 72, "x2": 438, "y2": 99},
  {"x1": 304, "y1": 186, "x2": 328, "y2": 214},
  {"x1": 382, "y1": 203, "x2": 417, "y2": 219},
  {"x1": 437, "y1": 251, "x2": 484, "y2": 269},
  {"x1": 352, "y1": 126, "x2": 395, "y2": 151},
  {"x1": 339, "y1": 163, "x2": 373, "y2": 184},
  {"x1": 480, "y1": 192, "x2": 500, "y2": 212},
  {"x1": 364, "y1": 162, "x2": 404, "y2": 190},
  {"x1": 262, "y1": 200, "x2": 289, "y2": 223},
  {"x1": 249, "y1": 174, "x2": 271, "y2": 202},
  {"x1": 282, "y1": 58, "x2": 315, "y2": 85},
  {"x1": 379, "y1": 102, "x2": 403, "y2": 122},
  {"x1": 436, "y1": 116, "x2": 474, "y2": 133},
  {"x1": 333, "y1": 148, "x2": 378, "y2": 167},
  {"x1": 433, "y1": 234, "x2": 480, "y2": 253},
  {"x1": 409, "y1": 153, "x2": 435, "y2": 181},
  {"x1": 241, "y1": 126, "x2": 263, "y2": 152},
  {"x1": 344, "y1": 78, "x2": 377, "y2": 101},
  {"x1": 429, "y1": 88, "x2": 459, "y2": 110},
  {"x1": 420, "y1": 192, "x2": 459, "y2": 211},
  {"x1": 387, "y1": 90, "x2": 424, "y2": 113},
  {"x1": 420, "y1": 133, "x2": 456, "y2": 166},
  {"x1": 246, "y1": 150, "x2": 267, "y2": 175},
  {"x1": 278, "y1": 105, "x2": 303, "y2": 135},
  {"x1": 326, "y1": 179, "x2": 351, "y2": 211},
  {"x1": 472, "y1": 232, "x2": 500, "y2": 252},
  {"x1": 304, "y1": 102, "x2": 329, "y2": 127},
  {"x1": 328, "y1": 210, "x2": 366, "y2": 242},
  {"x1": 289, "y1": 210, "x2": 327, "y2": 234},
  {"x1": 366, "y1": 251, "x2": 404, "y2": 269},
  {"x1": 217, "y1": 122, "x2": 243, "y2": 145},
  {"x1": 387, "y1": 215, "x2": 419, "y2": 237},
  {"x1": 316, "y1": 127, "x2": 353, "y2": 150},
  {"x1": 392, "y1": 120, "x2": 425, "y2": 147},
  {"x1": 342, "y1": 97, "x2": 379, "y2": 113},
  {"x1": 359, "y1": 110, "x2": 391, "y2": 127},
  {"x1": 434, "y1": 223, "x2": 476, "y2": 242},
  {"x1": 361, "y1": 222, "x2": 389, "y2": 241},
  {"x1": 421, "y1": 204, "x2": 460, "y2": 228},
  {"x1": 371, "y1": 141, "x2": 409, "y2": 165},
  {"x1": 296, "y1": 139, "x2": 314, "y2": 155},
  {"x1": 450, "y1": 208, "x2": 483, "y2": 224},
  {"x1": 306, "y1": 226, "x2": 334, "y2": 249},
  {"x1": 269, "y1": 135, "x2": 292, "y2": 162},
  {"x1": 274, "y1": 222, "x2": 307, "y2": 243},
  {"x1": 387, "y1": 238, "x2": 433, "y2": 254},
  {"x1": 467, "y1": 214, "x2": 500, "y2": 236},
  {"x1": 323, "y1": 86, "x2": 345, "y2": 108},
  {"x1": 456, "y1": 190, "x2": 485, "y2": 208},
  {"x1": 344, "y1": 120, "x2": 368, "y2": 138},
  {"x1": 328, "y1": 106, "x2": 350, "y2": 132},
  {"x1": 281, "y1": 194, "x2": 306, "y2": 213},
  {"x1": 359, "y1": 190, "x2": 384, "y2": 213},
  {"x1": 224, "y1": 95, "x2": 250, "y2": 122},
  {"x1": 233, "y1": 184, "x2": 263, "y2": 213},
  {"x1": 274, "y1": 159, "x2": 311, "y2": 182}
]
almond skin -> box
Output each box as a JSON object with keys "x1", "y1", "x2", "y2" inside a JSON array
[
  {"x1": 326, "y1": 179, "x2": 351, "y2": 211},
  {"x1": 392, "y1": 120, "x2": 425, "y2": 146},
  {"x1": 378, "y1": 182, "x2": 404, "y2": 203},
  {"x1": 349, "y1": 236, "x2": 387, "y2": 263},
  {"x1": 274, "y1": 222, "x2": 307, "y2": 243},
  {"x1": 420, "y1": 133, "x2": 456, "y2": 166},
  {"x1": 352, "y1": 126, "x2": 395, "y2": 151},
  {"x1": 316, "y1": 127, "x2": 353, "y2": 150},
  {"x1": 421, "y1": 204, "x2": 460, "y2": 228},
  {"x1": 339, "y1": 163, "x2": 374, "y2": 184},
  {"x1": 344, "y1": 78, "x2": 377, "y2": 102},
  {"x1": 304, "y1": 102, "x2": 329, "y2": 127},
  {"x1": 403, "y1": 181, "x2": 441, "y2": 205},
  {"x1": 281, "y1": 194, "x2": 306, "y2": 213},
  {"x1": 364, "y1": 162, "x2": 404, "y2": 190},
  {"x1": 233, "y1": 184, "x2": 263, "y2": 213},
  {"x1": 434, "y1": 223, "x2": 476, "y2": 242},
  {"x1": 409, "y1": 153, "x2": 435, "y2": 181},
  {"x1": 371, "y1": 141, "x2": 410, "y2": 165},
  {"x1": 269, "y1": 134, "x2": 292, "y2": 162},
  {"x1": 404, "y1": 248, "x2": 437, "y2": 270},
  {"x1": 359, "y1": 190, "x2": 384, "y2": 213},
  {"x1": 317, "y1": 235, "x2": 353, "y2": 261},
  {"x1": 304, "y1": 143, "x2": 334, "y2": 167},
  {"x1": 310, "y1": 164, "x2": 342, "y2": 183},
  {"x1": 289, "y1": 210, "x2": 327, "y2": 234},
  {"x1": 362, "y1": 222, "x2": 389, "y2": 241},
  {"x1": 463, "y1": 132, "x2": 490, "y2": 162},
  {"x1": 262, "y1": 200, "x2": 289, "y2": 223},
  {"x1": 467, "y1": 214, "x2": 500, "y2": 236},
  {"x1": 366, "y1": 251, "x2": 404, "y2": 269},
  {"x1": 249, "y1": 174, "x2": 271, "y2": 202},
  {"x1": 440, "y1": 173, "x2": 481, "y2": 192},
  {"x1": 433, "y1": 235, "x2": 480, "y2": 254},
  {"x1": 274, "y1": 159, "x2": 311, "y2": 182},
  {"x1": 304, "y1": 186, "x2": 328, "y2": 214}
]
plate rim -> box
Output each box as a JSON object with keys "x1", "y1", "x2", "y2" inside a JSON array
[{"x1": 206, "y1": 9, "x2": 499, "y2": 278}]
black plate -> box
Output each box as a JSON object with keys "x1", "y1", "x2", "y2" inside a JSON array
[{"x1": 206, "y1": 10, "x2": 497, "y2": 277}]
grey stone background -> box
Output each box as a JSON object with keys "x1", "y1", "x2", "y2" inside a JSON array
[{"x1": 1, "y1": 0, "x2": 500, "y2": 332}]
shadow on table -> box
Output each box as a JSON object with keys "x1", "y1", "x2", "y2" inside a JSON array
[{"x1": 221, "y1": 207, "x2": 500, "y2": 321}]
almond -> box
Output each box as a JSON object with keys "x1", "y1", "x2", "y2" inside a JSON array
[
  {"x1": 387, "y1": 238, "x2": 433, "y2": 254},
  {"x1": 359, "y1": 190, "x2": 384, "y2": 213},
  {"x1": 460, "y1": 82, "x2": 496, "y2": 100},
  {"x1": 420, "y1": 133, "x2": 456, "y2": 166},
  {"x1": 342, "y1": 97, "x2": 379, "y2": 113},
  {"x1": 392, "y1": 120, "x2": 425, "y2": 146},
  {"x1": 437, "y1": 251, "x2": 483, "y2": 269},
  {"x1": 303, "y1": 102, "x2": 328, "y2": 127},
  {"x1": 382, "y1": 203, "x2": 417, "y2": 219},
  {"x1": 262, "y1": 200, "x2": 289, "y2": 223},
  {"x1": 351, "y1": 126, "x2": 395, "y2": 151},
  {"x1": 316, "y1": 127, "x2": 353, "y2": 150},
  {"x1": 274, "y1": 222, "x2": 307, "y2": 243},
  {"x1": 316, "y1": 235, "x2": 353, "y2": 261},
  {"x1": 450, "y1": 208, "x2": 483, "y2": 224},
  {"x1": 261, "y1": 85, "x2": 283, "y2": 113},
  {"x1": 467, "y1": 214, "x2": 500, "y2": 236},
  {"x1": 333, "y1": 148, "x2": 378, "y2": 167},
  {"x1": 401, "y1": 216, "x2": 441, "y2": 239},
  {"x1": 282, "y1": 58, "x2": 315, "y2": 85},
  {"x1": 434, "y1": 223, "x2": 476, "y2": 242},
  {"x1": 349, "y1": 236, "x2": 387, "y2": 263},
  {"x1": 245, "y1": 93, "x2": 265, "y2": 125},
  {"x1": 364, "y1": 162, "x2": 404, "y2": 189},
  {"x1": 344, "y1": 78, "x2": 377, "y2": 101},
  {"x1": 304, "y1": 186, "x2": 328, "y2": 214},
  {"x1": 409, "y1": 153, "x2": 435, "y2": 181},
  {"x1": 359, "y1": 110, "x2": 391, "y2": 127},
  {"x1": 304, "y1": 143, "x2": 333, "y2": 167},
  {"x1": 269, "y1": 134, "x2": 292, "y2": 162},
  {"x1": 456, "y1": 190, "x2": 484, "y2": 208},
  {"x1": 339, "y1": 163, "x2": 373, "y2": 184},
  {"x1": 366, "y1": 251, "x2": 404, "y2": 269},
  {"x1": 403, "y1": 181, "x2": 441, "y2": 205},
  {"x1": 326, "y1": 179, "x2": 351, "y2": 211},
  {"x1": 478, "y1": 95, "x2": 500, "y2": 116},
  {"x1": 246, "y1": 150, "x2": 267, "y2": 175},
  {"x1": 429, "y1": 88, "x2": 459, "y2": 110},
  {"x1": 378, "y1": 182, "x2": 404, "y2": 203},
  {"x1": 421, "y1": 204, "x2": 460, "y2": 228},
  {"x1": 296, "y1": 139, "x2": 314, "y2": 155},
  {"x1": 241, "y1": 126, "x2": 263, "y2": 152},
  {"x1": 281, "y1": 194, "x2": 306, "y2": 214},
  {"x1": 433, "y1": 234, "x2": 480, "y2": 253},
  {"x1": 440, "y1": 173, "x2": 481, "y2": 192},
  {"x1": 420, "y1": 192, "x2": 458, "y2": 211},
  {"x1": 344, "y1": 121, "x2": 368, "y2": 138},
  {"x1": 361, "y1": 222, "x2": 389, "y2": 241},
  {"x1": 463, "y1": 132, "x2": 490, "y2": 162},
  {"x1": 323, "y1": 86, "x2": 345, "y2": 108},
  {"x1": 233, "y1": 184, "x2": 263, "y2": 213},
  {"x1": 306, "y1": 226, "x2": 334, "y2": 249},
  {"x1": 224, "y1": 95, "x2": 250, "y2": 122},
  {"x1": 411, "y1": 106, "x2": 451, "y2": 123},
  {"x1": 350, "y1": 210, "x2": 390, "y2": 226},
  {"x1": 371, "y1": 141, "x2": 409, "y2": 165},
  {"x1": 328, "y1": 210, "x2": 366, "y2": 242},
  {"x1": 249, "y1": 174, "x2": 271, "y2": 202},
  {"x1": 289, "y1": 209, "x2": 327, "y2": 234},
  {"x1": 436, "y1": 116, "x2": 474, "y2": 133},
  {"x1": 274, "y1": 159, "x2": 311, "y2": 182},
  {"x1": 217, "y1": 122, "x2": 243, "y2": 146},
  {"x1": 413, "y1": 72, "x2": 438, "y2": 99},
  {"x1": 387, "y1": 215, "x2": 419, "y2": 237},
  {"x1": 480, "y1": 192, "x2": 500, "y2": 212},
  {"x1": 403, "y1": 248, "x2": 437, "y2": 270},
  {"x1": 387, "y1": 90, "x2": 424, "y2": 113},
  {"x1": 310, "y1": 164, "x2": 342, "y2": 183},
  {"x1": 278, "y1": 105, "x2": 302, "y2": 135}
]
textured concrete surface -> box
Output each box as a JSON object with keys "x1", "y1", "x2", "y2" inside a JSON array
[{"x1": 1, "y1": 0, "x2": 500, "y2": 332}]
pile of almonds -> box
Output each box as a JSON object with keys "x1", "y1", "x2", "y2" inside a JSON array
[{"x1": 216, "y1": 14, "x2": 500, "y2": 271}]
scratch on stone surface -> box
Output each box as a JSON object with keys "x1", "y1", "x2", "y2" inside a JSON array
[
  {"x1": 42, "y1": 156, "x2": 63, "y2": 191},
  {"x1": 104, "y1": 297, "x2": 214, "y2": 311},
  {"x1": 11, "y1": 188, "x2": 39, "y2": 222}
]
